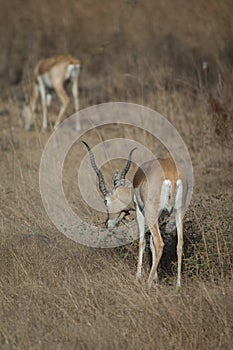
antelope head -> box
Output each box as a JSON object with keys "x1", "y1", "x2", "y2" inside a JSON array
[{"x1": 82, "y1": 141, "x2": 136, "y2": 230}]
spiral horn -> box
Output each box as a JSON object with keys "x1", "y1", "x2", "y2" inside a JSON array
[{"x1": 82, "y1": 141, "x2": 107, "y2": 197}]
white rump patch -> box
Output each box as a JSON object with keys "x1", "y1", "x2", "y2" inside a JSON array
[
  {"x1": 66, "y1": 64, "x2": 74, "y2": 79},
  {"x1": 159, "y1": 179, "x2": 172, "y2": 212}
]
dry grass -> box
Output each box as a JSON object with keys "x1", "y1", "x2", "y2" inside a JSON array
[
  {"x1": 0, "y1": 242, "x2": 232, "y2": 349},
  {"x1": 0, "y1": 92, "x2": 232, "y2": 348},
  {"x1": 0, "y1": 1, "x2": 233, "y2": 349}
]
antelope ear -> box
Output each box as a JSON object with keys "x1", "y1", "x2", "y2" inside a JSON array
[
  {"x1": 119, "y1": 179, "x2": 132, "y2": 188},
  {"x1": 111, "y1": 171, "x2": 119, "y2": 188}
]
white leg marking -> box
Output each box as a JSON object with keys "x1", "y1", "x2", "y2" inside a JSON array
[
  {"x1": 72, "y1": 78, "x2": 79, "y2": 111},
  {"x1": 135, "y1": 200, "x2": 145, "y2": 280},
  {"x1": 46, "y1": 93, "x2": 52, "y2": 107},
  {"x1": 71, "y1": 73, "x2": 80, "y2": 131},
  {"x1": 174, "y1": 179, "x2": 183, "y2": 288},
  {"x1": 149, "y1": 234, "x2": 158, "y2": 282}
]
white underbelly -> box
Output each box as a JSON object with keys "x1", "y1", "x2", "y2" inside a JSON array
[
  {"x1": 159, "y1": 180, "x2": 173, "y2": 213},
  {"x1": 40, "y1": 73, "x2": 53, "y2": 88},
  {"x1": 65, "y1": 64, "x2": 74, "y2": 79},
  {"x1": 66, "y1": 64, "x2": 80, "y2": 80}
]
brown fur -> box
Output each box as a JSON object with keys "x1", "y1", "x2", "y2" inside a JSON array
[
  {"x1": 34, "y1": 55, "x2": 80, "y2": 78},
  {"x1": 132, "y1": 156, "x2": 186, "y2": 288},
  {"x1": 133, "y1": 157, "x2": 180, "y2": 204}
]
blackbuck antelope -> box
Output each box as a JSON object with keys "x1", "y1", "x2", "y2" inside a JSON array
[
  {"x1": 22, "y1": 55, "x2": 80, "y2": 130},
  {"x1": 83, "y1": 141, "x2": 188, "y2": 289}
]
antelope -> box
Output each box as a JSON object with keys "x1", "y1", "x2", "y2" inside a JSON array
[
  {"x1": 21, "y1": 55, "x2": 80, "y2": 130},
  {"x1": 83, "y1": 141, "x2": 188, "y2": 289}
]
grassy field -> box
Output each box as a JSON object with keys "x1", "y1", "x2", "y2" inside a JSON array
[{"x1": 0, "y1": 1, "x2": 233, "y2": 349}]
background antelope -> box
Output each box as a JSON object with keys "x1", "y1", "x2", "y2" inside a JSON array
[
  {"x1": 22, "y1": 55, "x2": 80, "y2": 130},
  {"x1": 83, "y1": 141, "x2": 188, "y2": 289}
]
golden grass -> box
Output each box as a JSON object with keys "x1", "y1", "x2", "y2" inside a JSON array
[{"x1": 1, "y1": 83, "x2": 232, "y2": 348}]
